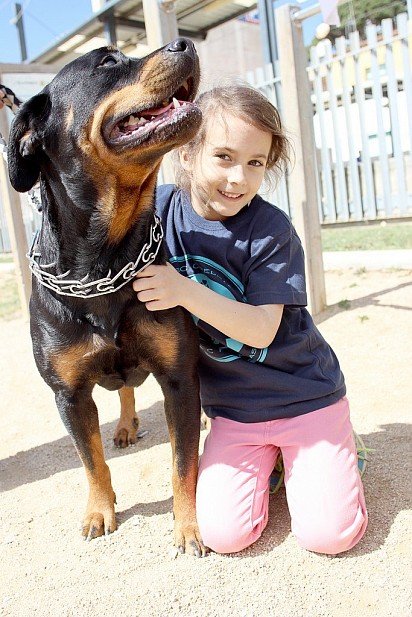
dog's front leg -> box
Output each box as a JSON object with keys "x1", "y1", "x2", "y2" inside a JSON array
[
  {"x1": 157, "y1": 374, "x2": 207, "y2": 557},
  {"x1": 55, "y1": 388, "x2": 116, "y2": 539}
]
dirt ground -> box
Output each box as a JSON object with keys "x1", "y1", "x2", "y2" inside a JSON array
[{"x1": 0, "y1": 267, "x2": 411, "y2": 617}]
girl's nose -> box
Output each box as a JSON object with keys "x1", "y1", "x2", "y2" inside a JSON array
[{"x1": 227, "y1": 165, "x2": 246, "y2": 185}]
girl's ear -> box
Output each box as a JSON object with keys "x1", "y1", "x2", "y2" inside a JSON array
[{"x1": 179, "y1": 149, "x2": 192, "y2": 172}]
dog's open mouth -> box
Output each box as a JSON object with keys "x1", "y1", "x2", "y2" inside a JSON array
[{"x1": 105, "y1": 77, "x2": 199, "y2": 148}]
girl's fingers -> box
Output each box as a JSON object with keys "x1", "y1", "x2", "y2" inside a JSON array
[
  {"x1": 135, "y1": 264, "x2": 164, "y2": 278},
  {"x1": 133, "y1": 278, "x2": 156, "y2": 292},
  {"x1": 135, "y1": 265, "x2": 154, "y2": 277},
  {"x1": 145, "y1": 300, "x2": 162, "y2": 311},
  {"x1": 136, "y1": 290, "x2": 158, "y2": 303}
]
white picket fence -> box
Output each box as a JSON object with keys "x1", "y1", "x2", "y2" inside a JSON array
[{"x1": 248, "y1": 12, "x2": 412, "y2": 223}]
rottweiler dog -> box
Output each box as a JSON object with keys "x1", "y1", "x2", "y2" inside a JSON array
[{"x1": 7, "y1": 38, "x2": 206, "y2": 557}]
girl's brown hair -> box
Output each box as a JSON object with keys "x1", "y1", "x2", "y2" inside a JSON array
[{"x1": 174, "y1": 82, "x2": 291, "y2": 192}]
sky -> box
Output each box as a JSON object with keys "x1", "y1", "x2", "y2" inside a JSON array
[
  {"x1": 0, "y1": 0, "x2": 322, "y2": 64},
  {"x1": 0, "y1": 0, "x2": 93, "y2": 63}
]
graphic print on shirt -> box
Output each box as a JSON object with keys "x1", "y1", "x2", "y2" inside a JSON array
[{"x1": 170, "y1": 254, "x2": 268, "y2": 364}]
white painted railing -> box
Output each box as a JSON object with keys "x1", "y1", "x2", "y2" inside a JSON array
[
  {"x1": 309, "y1": 13, "x2": 411, "y2": 222},
  {"x1": 246, "y1": 13, "x2": 412, "y2": 223}
]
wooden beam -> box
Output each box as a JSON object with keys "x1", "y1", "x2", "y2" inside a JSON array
[
  {"x1": 276, "y1": 4, "x2": 326, "y2": 316},
  {"x1": 142, "y1": 0, "x2": 178, "y2": 51}
]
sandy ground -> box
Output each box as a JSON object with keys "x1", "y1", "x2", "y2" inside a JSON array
[{"x1": 0, "y1": 266, "x2": 411, "y2": 617}]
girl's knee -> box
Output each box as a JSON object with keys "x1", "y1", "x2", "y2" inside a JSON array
[
  {"x1": 297, "y1": 531, "x2": 351, "y2": 555},
  {"x1": 196, "y1": 464, "x2": 270, "y2": 554},
  {"x1": 197, "y1": 488, "x2": 269, "y2": 554},
  {"x1": 295, "y1": 504, "x2": 368, "y2": 555},
  {"x1": 200, "y1": 518, "x2": 264, "y2": 554}
]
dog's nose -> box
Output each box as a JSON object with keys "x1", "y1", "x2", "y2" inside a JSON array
[{"x1": 165, "y1": 38, "x2": 194, "y2": 55}]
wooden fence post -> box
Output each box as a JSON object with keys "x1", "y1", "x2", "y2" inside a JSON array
[{"x1": 276, "y1": 4, "x2": 326, "y2": 316}]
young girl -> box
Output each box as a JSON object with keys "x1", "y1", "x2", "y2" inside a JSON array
[{"x1": 133, "y1": 84, "x2": 368, "y2": 555}]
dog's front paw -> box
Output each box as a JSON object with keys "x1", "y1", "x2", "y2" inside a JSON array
[
  {"x1": 82, "y1": 492, "x2": 117, "y2": 540},
  {"x1": 174, "y1": 520, "x2": 209, "y2": 558},
  {"x1": 113, "y1": 416, "x2": 139, "y2": 448}
]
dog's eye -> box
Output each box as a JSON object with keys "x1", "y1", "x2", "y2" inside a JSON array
[{"x1": 99, "y1": 55, "x2": 117, "y2": 67}]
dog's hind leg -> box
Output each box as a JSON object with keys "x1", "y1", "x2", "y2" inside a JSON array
[
  {"x1": 114, "y1": 386, "x2": 139, "y2": 448},
  {"x1": 55, "y1": 388, "x2": 117, "y2": 540},
  {"x1": 156, "y1": 371, "x2": 206, "y2": 557}
]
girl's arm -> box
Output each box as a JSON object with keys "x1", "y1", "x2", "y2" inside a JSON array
[{"x1": 134, "y1": 263, "x2": 283, "y2": 348}]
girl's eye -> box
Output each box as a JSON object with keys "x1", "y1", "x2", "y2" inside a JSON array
[
  {"x1": 216, "y1": 153, "x2": 231, "y2": 161},
  {"x1": 99, "y1": 55, "x2": 117, "y2": 67},
  {"x1": 249, "y1": 160, "x2": 264, "y2": 167}
]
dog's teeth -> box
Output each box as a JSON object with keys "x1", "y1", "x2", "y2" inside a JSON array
[
  {"x1": 123, "y1": 115, "x2": 138, "y2": 127},
  {"x1": 172, "y1": 97, "x2": 180, "y2": 109}
]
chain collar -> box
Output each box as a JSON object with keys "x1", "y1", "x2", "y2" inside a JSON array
[{"x1": 27, "y1": 214, "x2": 163, "y2": 298}]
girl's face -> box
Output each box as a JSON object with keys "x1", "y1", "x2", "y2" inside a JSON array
[{"x1": 181, "y1": 111, "x2": 272, "y2": 221}]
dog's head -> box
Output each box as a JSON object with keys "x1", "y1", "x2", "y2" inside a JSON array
[{"x1": 8, "y1": 38, "x2": 201, "y2": 192}]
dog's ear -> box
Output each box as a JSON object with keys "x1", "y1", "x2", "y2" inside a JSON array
[{"x1": 8, "y1": 92, "x2": 51, "y2": 193}]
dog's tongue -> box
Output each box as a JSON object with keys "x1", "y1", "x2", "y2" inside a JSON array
[{"x1": 141, "y1": 100, "x2": 174, "y2": 118}]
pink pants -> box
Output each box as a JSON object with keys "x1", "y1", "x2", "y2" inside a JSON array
[{"x1": 196, "y1": 397, "x2": 368, "y2": 555}]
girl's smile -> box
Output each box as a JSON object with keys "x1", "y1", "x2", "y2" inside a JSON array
[
  {"x1": 181, "y1": 111, "x2": 272, "y2": 221},
  {"x1": 218, "y1": 190, "x2": 245, "y2": 200}
]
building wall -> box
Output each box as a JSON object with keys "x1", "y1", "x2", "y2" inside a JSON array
[{"x1": 196, "y1": 20, "x2": 264, "y2": 89}]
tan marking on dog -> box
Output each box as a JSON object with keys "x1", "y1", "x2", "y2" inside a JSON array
[
  {"x1": 135, "y1": 318, "x2": 179, "y2": 371},
  {"x1": 114, "y1": 386, "x2": 139, "y2": 447},
  {"x1": 78, "y1": 127, "x2": 160, "y2": 243},
  {"x1": 85, "y1": 55, "x2": 173, "y2": 169},
  {"x1": 171, "y1": 449, "x2": 201, "y2": 552},
  {"x1": 52, "y1": 335, "x2": 115, "y2": 388},
  {"x1": 65, "y1": 106, "x2": 74, "y2": 130},
  {"x1": 107, "y1": 169, "x2": 159, "y2": 243},
  {"x1": 119, "y1": 386, "x2": 136, "y2": 419},
  {"x1": 82, "y1": 432, "x2": 117, "y2": 537}
]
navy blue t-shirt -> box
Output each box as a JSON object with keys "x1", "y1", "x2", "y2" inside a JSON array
[{"x1": 156, "y1": 185, "x2": 346, "y2": 423}]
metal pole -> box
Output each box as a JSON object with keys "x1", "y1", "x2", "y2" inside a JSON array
[
  {"x1": 257, "y1": 0, "x2": 278, "y2": 65},
  {"x1": 257, "y1": 0, "x2": 282, "y2": 109},
  {"x1": 103, "y1": 11, "x2": 118, "y2": 46},
  {"x1": 14, "y1": 3, "x2": 28, "y2": 62},
  {"x1": 266, "y1": 0, "x2": 278, "y2": 63}
]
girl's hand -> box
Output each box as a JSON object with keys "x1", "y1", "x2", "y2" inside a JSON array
[{"x1": 133, "y1": 263, "x2": 186, "y2": 311}]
